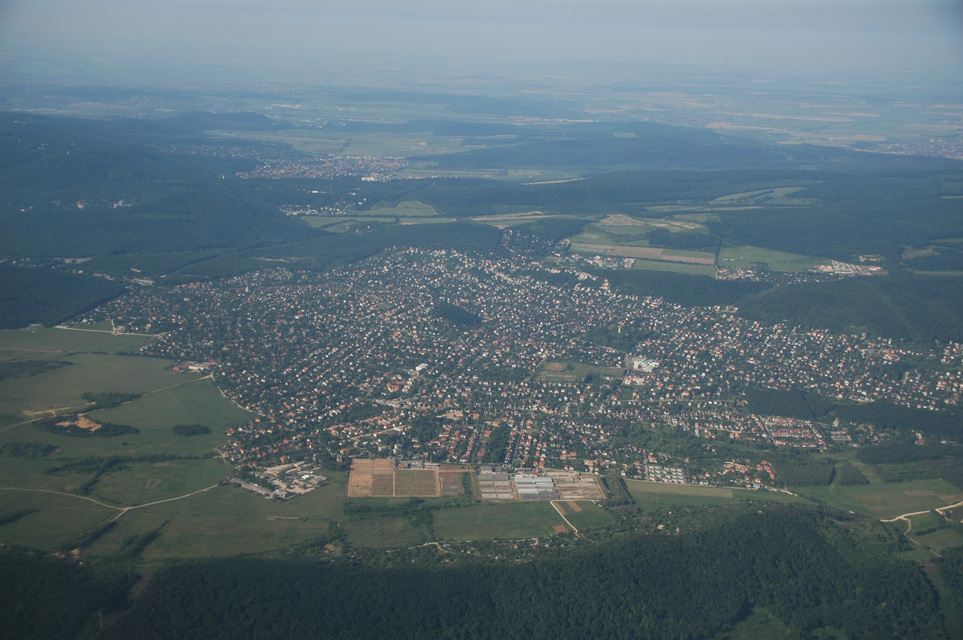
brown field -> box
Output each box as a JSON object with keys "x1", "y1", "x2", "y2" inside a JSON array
[
  {"x1": 439, "y1": 471, "x2": 468, "y2": 496},
  {"x1": 394, "y1": 470, "x2": 438, "y2": 497},
  {"x1": 347, "y1": 458, "x2": 468, "y2": 498}
]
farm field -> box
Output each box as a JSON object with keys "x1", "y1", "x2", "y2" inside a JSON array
[
  {"x1": 432, "y1": 501, "x2": 565, "y2": 540},
  {"x1": 795, "y1": 478, "x2": 963, "y2": 520}
]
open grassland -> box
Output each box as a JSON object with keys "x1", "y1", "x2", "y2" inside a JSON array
[
  {"x1": 0, "y1": 490, "x2": 115, "y2": 551},
  {"x1": 85, "y1": 378, "x2": 255, "y2": 456},
  {"x1": 718, "y1": 245, "x2": 827, "y2": 272},
  {"x1": 711, "y1": 186, "x2": 809, "y2": 206},
  {"x1": 553, "y1": 501, "x2": 614, "y2": 530},
  {"x1": 631, "y1": 259, "x2": 716, "y2": 276},
  {"x1": 342, "y1": 515, "x2": 429, "y2": 549},
  {"x1": 625, "y1": 479, "x2": 805, "y2": 509},
  {"x1": 358, "y1": 201, "x2": 439, "y2": 218},
  {"x1": 0, "y1": 353, "x2": 196, "y2": 425},
  {"x1": 795, "y1": 478, "x2": 963, "y2": 520},
  {"x1": 89, "y1": 458, "x2": 232, "y2": 507},
  {"x1": 302, "y1": 216, "x2": 454, "y2": 232},
  {"x1": 0, "y1": 327, "x2": 153, "y2": 355},
  {"x1": 90, "y1": 472, "x2": 349, "y2": 560},
  {"x1": 571, "y1": 242, "x2": 715, "y2": 264},
  {"x1": 432, "y1": 501, "x2": 564, "y2": 540}
]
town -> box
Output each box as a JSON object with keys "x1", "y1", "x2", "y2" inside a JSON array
[{"x1": 86, "y1": 246, "x2": 962, "y2": 491}]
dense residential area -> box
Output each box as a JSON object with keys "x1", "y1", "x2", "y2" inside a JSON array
[{"x1": 83, "y1": 247, "x2": 962, "y2": 488}]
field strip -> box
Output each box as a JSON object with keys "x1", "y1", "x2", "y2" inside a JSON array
[
  {"x1": 54, "y1": 325, "x2": 164, "y2": 338},
  {"x1": 551, "y1": 500, "x2": 578, "y2": 535}
]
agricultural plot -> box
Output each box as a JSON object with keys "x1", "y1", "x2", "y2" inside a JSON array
[
  {"x1": 347, "y1": 459, "x2": 464, "y2": 498},
  {"x1": 547, "y1": 470, "x2": 605, "y2": 501}
]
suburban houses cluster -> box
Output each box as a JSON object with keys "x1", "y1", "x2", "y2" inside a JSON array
[{"x1": 87, "y1": 246, "x2": 961, "y2": 489}]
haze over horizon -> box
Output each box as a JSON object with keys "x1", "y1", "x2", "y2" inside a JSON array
[{"x1": 2, "y1": 0, "x2": 962, "y2": 91}]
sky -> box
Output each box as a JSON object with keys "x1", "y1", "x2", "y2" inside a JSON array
[{"x1": 1, "y1": 0, "x2": 962, "y2": 87}]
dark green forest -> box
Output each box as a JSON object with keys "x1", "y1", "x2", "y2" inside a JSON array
[{"x1": 87, "y1": 506, "x2": 946, "y2": 639}]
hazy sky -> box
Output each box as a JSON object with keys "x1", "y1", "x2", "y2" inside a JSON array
[{"x1": 2, "y1": 0, "x2": 962, "y2": 86}]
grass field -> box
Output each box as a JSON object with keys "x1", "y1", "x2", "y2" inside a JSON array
[
  {"x1": 710, "y1": 186, "x2": 809, "y2": 206},
  {"x1": 301, "y1": 216, "x2": 454, "y2": 232},
  {"x1": 536, "y1": 361, "x2": 624, "y2": 384},
  {"x1": 625, "y1": 479, "x2": 806, "y2": 509},
  {"x1": 553, "y1": 501, "x2": 614, "y2": 530},
  {"x1": 84, "y1": 378, "x2": 255, "y2": 456},
  {"x1": 359, "y1": 201, "x2": 439, "y2": 218},
  {"x1": 718, "y1": 245, "x2": 827, "y2": 272},
  {"x1": 0, "y1": 353, "x2": 196, "y2": 426},
  {"x1": 0, "y1": 327, "x2": 154, "y2": 355},
  {"x1": 432, "y1": 501, "x2": 564, "y2": 540},
  {"x1": 795, "y1": 478, "x2": 963, "y2": 520},
  {"x1": 631, "y1": 259, "x2": 716, "y2": 276},
  {"x1": 342, "y1": 515, "x2": 429, "y2": 548},
  {"x1": 90, "y1": 471, "x2": 350, "y2": 560}
]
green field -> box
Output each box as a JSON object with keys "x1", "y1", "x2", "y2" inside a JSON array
[
  {"x1": 631, "y1": 259, "x2": 716, "y2": 276},
  {"x1": 554, "y1": 500, "x2": 614, "y2": 531},
  {"x1": 718, "y1": 245, "x2": 827, "y2": 272},
  {"x1": 0, "y1": 353, "x2": 196, "y2": 428},
  {"x1": 625, "y1": 480, "x2": 806, "y2": 509},
  {"x1": 536, "y1": 361, "x2": 624, "y2": 384},
  {"x1": 432, "y1": 501, "x2": 564, "y2": 540},
  {"x1": 85, "y1": 378, "x2": 255, "y2": 456},
  {"x1": 0, "y1": 327, "x2": 154, "y2": 356},
  {"x1": 710, "y1": 187, "x2": 809, "y2": 206},
  {"x1": 342, "y1": 514, "x2": 430, "y2": 549},
  {"x1": 301, "y1": 216, "x2": 455, "y2": 232},
  {"x1": 359, "y1": 201, "x2": 439, "y2": 218},
  {"x1": 795, "y1": 478, "x2": 963, "y2": 520}
]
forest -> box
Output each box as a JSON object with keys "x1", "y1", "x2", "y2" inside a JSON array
[{"x1": 0, "y1": 505, "x2": 945, "y2": 639}]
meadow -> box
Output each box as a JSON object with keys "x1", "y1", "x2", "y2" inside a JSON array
[
  {"x1": 795, "y1": 478, "x2": 963, "y2": 520},
  {"x1": 432, "y1": 501, "x2": 565, "y2": 540}
]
